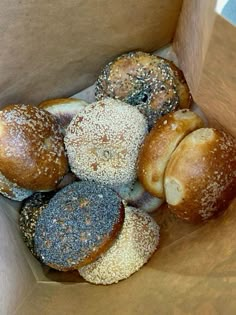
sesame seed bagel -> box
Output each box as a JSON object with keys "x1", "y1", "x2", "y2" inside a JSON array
[
  {"x1": 0, "y1": 170, "x2": 33, "y2": 201},
  {"x1": 95, "y1": 51, "x2": 192, "y2": 128},
  {"x1": 164, "y1": 128, "x2": 236, "y2": 223},
  {"x1": 0, "y1": 104, "x2": 68, "y2": 191},
  {"x1": 138, "y1": 109, "x2": 204, "y2": 199},
  {"x1": 64, "y1": 98, "x2": 148, "y2": 187},
  {"x1": 38, "y1": 98, "x2": 88, "y2": 134},
  {"x1": 79, "y1": 206, "x2": 160, "y2": 285},
  {"x1": 19, "y1": 191, "x2": 55, "y2": 256},
  {"x1": 34, "y1": 181, "x2": 125, "y2": 271}
]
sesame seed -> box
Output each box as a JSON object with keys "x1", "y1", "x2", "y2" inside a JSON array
[{"x1": 64, "y1": 98, "x2": 148, "y2": 187}]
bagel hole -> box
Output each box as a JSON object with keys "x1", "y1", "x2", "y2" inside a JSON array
[
  {"x1": 141, "y1": 94, "x2": 148, "y2": 103},
  {"x1": 165, "y1": 177, "x2": 183, "y2": 205},
  {"x1": 103, "y1": 150, "x2": 111, "y2": 159},
  {"x1": 160, "y1": 85, "x2": 166, "y2": 91}
]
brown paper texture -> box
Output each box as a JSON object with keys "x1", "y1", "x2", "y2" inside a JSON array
[
  {"x1": 174, "y1": 0, "x2": 236, "y2": 137},
  {"x1": 0, "y1": 0, "x2": 182, "y2": 107}
]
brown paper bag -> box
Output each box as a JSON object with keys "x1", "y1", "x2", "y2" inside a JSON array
[{"x1": 0, "y1": 0, "x2": 235, "y2": 314}]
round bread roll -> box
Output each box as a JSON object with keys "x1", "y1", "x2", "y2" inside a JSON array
[
  {"x1": 65, "y1": 98, "x2": 148, "y2": 187},
  {"x1": 115, "y1": 181, "x2": 163, "y2": 213},
  {"x1": 138, "y1": 109, "x2": 204, "y2": 198},
  {"x1": 38, "y1": 98, "x2": 88, "y2": 134},
  {"x1": 96, "y1": 51, "x2": 192, "y2": 128},
  {"x1": 164, "y1": 128, "x2": 236, "y2": 223},
  {"x1": 34, "y1": 181, "x2": 125, "y2": 271},
  {"x1": 0, "y1": 171, "x2": 33, "y2": 201},
  {"x1": 79, "y1": 206, "x2": 160, "y2": 285},
  {"x1": 0, "y1": 104, "x2": 68, "y2": 191}
]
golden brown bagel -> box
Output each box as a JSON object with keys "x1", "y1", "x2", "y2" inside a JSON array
[
  {"x1": 164, "y1": 128, "x2": 236, "y2": 223},
  {"x1": 138, "y1": 109, "x2": 204, "y2": 198},
  {"x1": 0, "y1": 104, "x2": 68, "y2": 191}
]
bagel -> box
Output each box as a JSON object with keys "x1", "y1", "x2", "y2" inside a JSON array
[
  {"x1": 96, "y1": 51, "x2": 192, "y2": 128},
  {"x1": 164, "y1": 128, "x2": 236, "y2": 223},
  {"x1": 79, "y1": 206, "x2": 160, "y2": 284},
  {"x1": 138, "y1": 109, "x2": 204, "y2": 198},
  {"x1": 0, "y1": 104, "x2": 68, "y2": 191},
  {"x1": 34, "y1": 181, "x2": 125, "y2": 271},
  {"x1": 64, "y1": 98, "x2": 148, "y2": 187}
]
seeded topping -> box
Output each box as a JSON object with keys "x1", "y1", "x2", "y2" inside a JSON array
[
  {"x1": 95, "y1": 51, "x2": 181, "y2": 128},
  {"x1": 0, "y1": 104, "x2": 68, "y2": 190},
  {"x1": 19, "y1": 192, "x2": 55, "y2": 256},
  {"x1": 79, "y1": 206, "x2": 160, "y2": 285},
  {"x1": 34, "y1": 181, "x2": 124, "y2": 270},
  {"x1": 65, "y1": 98, "x2": 148, "y2": 187}
]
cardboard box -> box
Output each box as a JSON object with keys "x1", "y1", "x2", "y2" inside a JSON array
[{"x1": 0, "y1": 0, "x2": 235, "y2": 314}]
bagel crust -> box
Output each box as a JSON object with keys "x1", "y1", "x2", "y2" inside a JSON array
[
  {"x1": 164, "y1": 128, "x2": 236, "y2": 223},
  {"x1": 138, "y1": 109, "x2": 204, "y2": 198},
  {"x1": 38, "y1": 98, "x2": 88, "y2": 133},
  {"x1": 0, "y1": 104, "x2": 68, "y2": 191}
]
